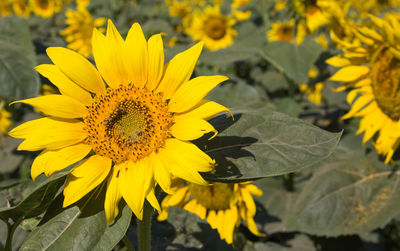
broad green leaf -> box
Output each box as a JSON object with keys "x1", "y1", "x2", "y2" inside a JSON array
[
  {"x1": 0, "y1": 172, "x2": 66, "y2": 222},
  {"x1": 0, "y1": 17, "x2": 39, "y2": 101},
  {"x1": 201, "y1": 109, "x2": 341, "y2": 182},
  {"x1": 284, "y1": 152, "x2": 400, "y2": 236},
  {"x1": 0, "y1": 136, "x2": 26, "y2": 174},
  {"x1": 244, "y1": 234, "x2": 316, "y2": 251},
  {"x1": 19, "y1": 195, "x2": 132, "y2": 251},
  {"x1": 275, "y1": 97, "x2": 302, "y2": 117},
  {"x1": 264, "y1": 39, "x2": 322, "y2": 84}
]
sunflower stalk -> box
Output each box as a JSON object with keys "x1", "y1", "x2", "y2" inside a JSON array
[
  {"x1": 5, "y1": 218, "x2": 23, "y2": 251},
  {"x1": 137, "y1": 201, "x2": 154, "y2": 251}
]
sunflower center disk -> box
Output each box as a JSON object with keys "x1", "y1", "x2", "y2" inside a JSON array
[
  {"x1": 205, "y1": 17, "x2": 227, "y2": 40},
  {"x1": 84, "y1": 85, "x2": 174, "y2": 164},
  {"x1": 189, "y1": 183, "x2": 234, "y2": 210},
  {"x1": 371, "y1": 48, "x2": 400, "y2": 121}
]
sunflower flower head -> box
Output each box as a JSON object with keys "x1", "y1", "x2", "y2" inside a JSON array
[
  {"x1": 0, "y1": 0, "x2": 12, "y2": 16},
  {"x1": 30, "y1": 0, "x2": 63, "y2": 18},
  {"x1": 268, "y1": 19, "x2": 295, "y2": 43},
  {"x1": 9, "y1": 20, "x2": 230, "y2": 224},
  {"x1": 185, "y1": 5, "x2": 237, "y2": 51},
  {"x1": 327, "y1": 14, "x2": 400, "y2": 163},
  {"x1": 300, "y1": 68, "x2": 324, "y2": 105},
  {"x1": 0, "y1": 100, "x2": 12, "y2": 137},
  {"x1": 158, "y1": 179, "x2": 265, "y2": 244},
  {"x1": 231, "y1": 0, "x2": 252, "y2": 21},
  {"x1": 60, "y1": 7, "x2": 106, "y2": 57},
  {"x1": 12, "y1": 0, "x2": 31, "y2": 18}
]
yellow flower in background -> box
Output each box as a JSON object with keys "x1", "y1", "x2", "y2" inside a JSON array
[
  {"x1": 9, "y1": 21, "x2": 229, "y2": 223},
  {"x1": 30, "y1": 0, "x2": 62, "y2": 18},
  {"x1": 158, "y1": 179, "x2": 265, "y2": 244},
  {"x1": 0, "y1": 101, "x2": 12, "y2": 137},
  {"x1": 350, "y1": 0, "x2": 400, "y2": 15},
  {"x1": 274, "y1": 0, "x2": 287, "y2": 11},
  {"x1": 76, "y1": 0, "x2": 90, "y2": 9},
  {"x1": 327, "y1": 14, "x2": 400, "y2": 163},
  {"x1": 0, "y1": 0, "x2": 13, "y2": 16},
  {"x1": 167, "y1": 0, "x2": 192, "y2": 19},
  {"x1": 231, "y1": 0, "x2": 251, "y2": 21},
  {"x1": 12, "y1": 0, "x2": 31, "y2": 17},
  {"x1": 268, "y1": 19, "x2": 295, "y2": 43},
  {"x1": 60, "y1": 7, "x2": 106, "y2": 57},
  {"x1": 300, "y1": 68, "x2": 324, "y2": 105},
  {"x1": 185, "y1": 5, "x2": 237, "y2": 51},
  {"x1": 293, "y1": 0, "x2": 329, "y2": 33},
  {"x1": 41, "y1": 84, "x2": 59, "y2": 95}
]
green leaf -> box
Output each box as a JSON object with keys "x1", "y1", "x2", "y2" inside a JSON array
[
  {"x1": 284, "y1": 151, "x2": 400, "y2": 236},
  {"x1": 0, "y1": 17, "x2": 40, "y2": 101},
  {"x1": 201, "y1": 108, "x2": 341, "y2": 182},
  {"x1": 0, "y1": 136, "x2": 26, "y2": 174},
  {"x1": 19, "y1": 195, "x2": 132, "y2": 251},
  {"x1": 244, "y1": 234, "x2": 316, "y2": 251},
  {"x1": 264, "y1": 39, "x2": 322, "y2": 84},
  {"x1": 0, "y1": 172, "x2": 66, "y2": 222}
]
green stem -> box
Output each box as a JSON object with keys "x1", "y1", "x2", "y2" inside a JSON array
[
  {"x1": 5, "y1": 218, "x2": 23, "y2": 251},
  {"x1": 137, "y1": 201, "x2": 154, "y2": 251}
]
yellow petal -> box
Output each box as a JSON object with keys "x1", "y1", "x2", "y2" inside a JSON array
[
  {"x1": 158, "y1": 139, "x2": 213, "y2": 185},
  {"x1": 175, "y1": 100, "x2": 232, "y2": 121},
  {"x1": 119, "y1": 158, "x2": 153, "y2": 220},
  {"x1": 63, "y1": 155, "x2": 112, "y2": 207},
  {"x1": 329, "y1": 66, "x2": 370, "y2": 82},
  {"x1": 31, "y1": 143, "x2": 91, "y2": 181},
  {"x1": 105, "y1": 166, "x2": 122, "y2": 224},
  {"x1": 325, "y1": 56, "x2": 351, "y2": 67},
  {"x1": 150, "y1": 152, "x2": 172, "y2": 194},
  {"x1": 146, "y1": 34, "x2": 164, "y2": 91},
  {"x1": 47, "y1": 47, "x2": 105, "y2": 94},
  {"x1": 9, "y1": 117, "x2": 86, "y2": 151},
  {"x1": 342, "y1": 94, "x2": 373, "y2": 120},
  {"x1": 11, "y1": 95, "x2": 88, "y2": 119},
  {"x1": 171, "y1": 117, "x2": 217, "y2": 141},
  {"x1": 156, "y1": 42, "x2": 203, "y2": 99},
  {"x1": 169, "y1": 75, "x2": 228, "y2": 113},
  {"x1": 34, "y1": 64, "x2": 92, "y2": 106},
  {"x1": 245, "y1": 212, "x2": 266, "y2": 237},
  {"x1": 92, "y1": 22, "x2": 129, "y2": 88},
  {"x1": 146, "y1": 188, "x2": 161, "y2": 212},
  {"x1": 125, "y1": 23, "x2": 149, "y2": 89},
  {"x1": 241, "y1": 188, "x2": 256, "y2": 216}
]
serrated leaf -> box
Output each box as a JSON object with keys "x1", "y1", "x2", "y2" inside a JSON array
[
  {"x1": 284, "y1": 154, "x2": 400, "y2": 236},
  {"x1": 0, "y1": 172, "x2": 66, "y2": 222},
  {"x1": 0, "y1": 17, "x2": 39, "y2": 101},
  {"x1": 201, "y1": 109, "x2": 341, "y2": 182},
  {"x1": 264, "y1": 39, "x2": 322, "y2": 84},
  {"x1": 19, "y1": 195, "x2": 132, "y2": 251}
]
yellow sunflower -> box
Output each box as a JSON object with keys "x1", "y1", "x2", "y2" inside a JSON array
[
  {"x1": 273, "y1": 0, "x2": 287, "y2": 11},
  {"x1": 60, "y1": 7, "x2": 106, "y2": 57},
  {"x1": 9, "y1": 21, "x2": 229, "y2": 223},
  {"x1": 30, "y1": 0, "x2": 62, "y2": 18},
  {"x1": 293, "y1": 0, "x2": 329, "y2": 33},
  {"x1": 0, "y1": 0, "x2": 12, "y2": 16},
  {"x1": 185, "y1": 5, "x2": 237, "y2": 51},
  {"x1": 12, "y1": 0, "x2": 31, "y2": 17},
  {"x1": 327, "y1": 14, "x2": 400, "y2": 163},
  {"x1": 158, "y1": 179, "x2": 265, "y2": 244},
  {"x1": 300, "y1": 68, "x2": 324, "y2": 105},
  {"x1": 167, "y1": 0, "x2": 192, "y2": 19},
  {"x1": 350, "y1": 0, "x2": 400, "y2": 15},
  {"x1": 231, "y1": 0, "x2": 251, "y2": 21},
  {"x1": 268, "y1": 19, "x2": 295, "y2": 43},
  {"x1": 0, "y1": 100, "x2": 12, "y2": 137}
]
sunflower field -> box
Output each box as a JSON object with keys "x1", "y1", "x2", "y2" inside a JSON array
[{"x1": 1, "y1": 0, "x2": 400, "y2": 250}]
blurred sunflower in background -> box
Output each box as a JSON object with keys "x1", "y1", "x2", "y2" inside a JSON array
[
  {"x1": 9, "y1": 20, "x2": 229, "y2": 223},
  {"x1": 158, "y1": 179, "x2": 265, "y2": 244},
  {"x1": 328, "y1": 14, "x2": 400, "y2": 163},
  {"x1": 12, "y1": 0, "x2": 31, "y2": 18},
  {"x1": 60, "y1": 6, "x2": 106, "y2": 57},
  {"x1": 30, "y1": 0, "x2": 63, "y2": 18},
  {"x1": 268, "y1": 19, "x2": 303, "y2": 43},
  {"x1": 350, "y1": 0, "x2": 400, "y2": 15},
  {"x1": 293, "y1": 0, "x2": 328, "y2": 33},
  {"x1": 185, "y1": 5, "x2": 237, "y2": 51},
  {"x1": 231, "y1": 0, "x2": 252, "y2": 21},
  {"x1": 300, "y1": 67, "x2": 324, "y2": 105},
  {"x1": 0, "y1": 99, "x2": 12, "y2": 137},
  {"x1": 0, "y1": 0, "x2": 13, "y2": 16}
]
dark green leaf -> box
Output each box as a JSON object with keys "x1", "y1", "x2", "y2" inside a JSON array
[
  {"x1": 0, "y1": 17, "x2": 39, "y2": 101},
  {"x1": 0, "y1": 172, "x2": 66, "y2": 222},
  {"x1": 284, "y1": 151, "x2": 400, "y2": 236},
  {"x1": 201, "y1": 109, "x2": 341, "y2": 182},
  {"x1": 20, "y1": 195, "x2": 132, "y2": 251},
  {"x1": 264, "y1": 39, "x2": 322, "y2": 84}
]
